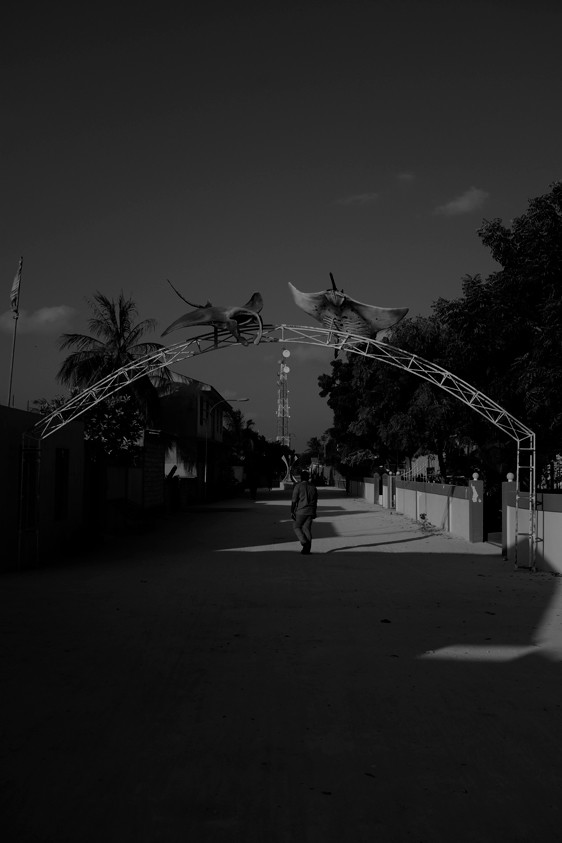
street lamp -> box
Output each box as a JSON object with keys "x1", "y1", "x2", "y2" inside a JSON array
[{"x1": 203, "y1": 396, "x2": 249, "y2": 498}]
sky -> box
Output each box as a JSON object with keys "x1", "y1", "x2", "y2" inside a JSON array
[{"x1": 2, "y1": 0, "x2": 561, "y2": 451}]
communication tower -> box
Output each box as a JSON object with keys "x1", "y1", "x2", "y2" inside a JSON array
[{"x1": 276, "y1": 349, "x2": 291, "y2": 447}]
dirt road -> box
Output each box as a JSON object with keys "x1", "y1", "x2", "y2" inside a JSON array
[{"x1": 2, "y1": 489, "x2": 561, "y2": 842}]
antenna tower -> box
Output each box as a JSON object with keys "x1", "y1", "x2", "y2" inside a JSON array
[{"x1": 276, "y1": 349, "x2": 291, "y2": 447}]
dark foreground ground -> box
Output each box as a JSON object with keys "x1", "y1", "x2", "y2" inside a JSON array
[{"x1": 2, "y1": 489, "x2": 562, "y2": 842}]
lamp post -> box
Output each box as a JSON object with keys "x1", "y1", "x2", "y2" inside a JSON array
[{"x1": 203, "y1": 397, "x2": 249, "y2": 499}]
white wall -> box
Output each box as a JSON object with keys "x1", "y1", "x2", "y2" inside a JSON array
[
  {"x1": 349, "y1": 477, "x2": 484, "y2": 543},
  {"x1": 395, "y1": 479, "x2": 483, "y2": 543}
]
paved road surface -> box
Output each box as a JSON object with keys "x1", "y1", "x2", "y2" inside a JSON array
[{"x1": 2, "y1": 489, "x2": 562, "y2": 842}]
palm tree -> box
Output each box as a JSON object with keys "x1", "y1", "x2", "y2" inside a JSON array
[
  {"x1": 57, "y1": 291, "x2": 183, "y2": 422},
  {"x1": 223, "y1": 408, "x2": 256, "y2": 460}
]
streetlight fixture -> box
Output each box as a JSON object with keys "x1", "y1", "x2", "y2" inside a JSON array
[{"x1": 203, "y1": 396, "x2": 250, "y2": 498}]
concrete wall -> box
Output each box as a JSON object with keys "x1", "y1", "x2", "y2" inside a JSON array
[
  {"x1": 382, "y1": 474, "x2": 395, "y2": 509},
  {"x1": 105, "y1": 432, "x2": 165, "y2": 521},
  {"x1": 38, "y1": 422, "x2": 85, "y2": 556},
  {"x1": 142, "y1": 432, "x2": 165, "y2": 508},
  {"x1": 347, "y1": 475, "x2": 484, "y2": 542},
  {"x1": 503, "y1": 486, "x2": 562, "y2": 572},
  {"x1": 348, "y1": 477, "x2": 377, "y2": 503},
  {"x1": 349, "y1": 476, "x2": 389, "y2": 505},
  {"x1": 363, "y1": 477, "x2": 376, "y2": 504},
  {"x1": 395, "y1": 479, "x2": 484, "y2": 543},
  {"x1": 397, "y1": 484, "x2": 418, "y2": 521},
  {"x1": 0, "y1": 405, "x2": 85, "y2": 569}
]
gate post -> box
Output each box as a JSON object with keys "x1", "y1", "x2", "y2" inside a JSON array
[
  {"x1": 502, "y1": 474, "x2": 516, "y2": 560},
  {"x1": 468, "y1": 476, "x2": 484, "y2": 543}
]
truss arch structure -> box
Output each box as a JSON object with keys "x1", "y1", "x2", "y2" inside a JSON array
[{"x1": 31, "y1": 322, "x2": 536, "y2": 566}]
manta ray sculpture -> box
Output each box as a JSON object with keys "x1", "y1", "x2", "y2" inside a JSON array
[
  {"x1": 162, "y1": 280, "x2": 264, "y2": 346},
  {"x1": 288, "y1": 274, "x2": 408, "y2": 340}
]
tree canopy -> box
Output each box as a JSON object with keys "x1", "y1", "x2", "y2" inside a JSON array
[
  {"x1": 223, "y1": 409, "x2": 291, "y2": 486},
  {"x1": 57, "y1": 291, "x2": 187, "y2": 424},
  {"x1": 58, "y1": 292, "x2": 162, "y2": 387},
  {"x1": 318, "y1": 181, "x2": 562, "y2": 484},
  {"x1": 33, "y1": 392, "x2": 144, "y2": 460}
]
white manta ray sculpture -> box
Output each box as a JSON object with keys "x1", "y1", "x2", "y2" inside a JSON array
[{"x1": 289, "y1": 274, "x2": 408, "y2": 340}]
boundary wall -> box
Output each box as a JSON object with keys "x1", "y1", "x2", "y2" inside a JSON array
[
  {"x1": 348, "y1": 477, "x2": 379, "y2": 504},
  {"x1": 348, "y1": 475, "x2": 484, "y2": 543},
  {"x1": 503, "y1": 484, "x2": 562, "y2": 572},
  {"x1": 395, "y1": 479, "x2": 484, "y2": 543},
  {"x1": 348, "y1": 474, "x2": 396, "y2": 507},
  {"x1": 1, "y1": 405, "x2": 85, "y2": 569}
]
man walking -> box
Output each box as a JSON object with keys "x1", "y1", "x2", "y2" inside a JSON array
[{"x1": 291, "y1": 470, "x2": 318, "y2": 554}]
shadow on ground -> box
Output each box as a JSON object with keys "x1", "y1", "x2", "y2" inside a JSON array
[{"x1": 2, "y1": 491, "x2": 562, "y2": 842}]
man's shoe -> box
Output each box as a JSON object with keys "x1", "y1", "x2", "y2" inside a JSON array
[{"x1": 301, "y1": 541, "x2": 311, "y2": 555}]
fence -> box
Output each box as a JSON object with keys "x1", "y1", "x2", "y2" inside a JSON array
[
  {"x1": 347, "y1": 474, "x2": 484, "y2": 543},
  {"x1": 395, "y1": 478, "x2": 484, "y2": 543}
]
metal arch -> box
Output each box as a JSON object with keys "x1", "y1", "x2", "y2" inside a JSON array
[
  {"x1": 30, "y1": 327, "x2": 259, "y2": 440},
  {"x1": 275, "y1": 325, "x2": 534, "y2": 443},
  {"x1": 274, "y1": 325, "x2": 536, "y2": 568},
  {"x1": 30, "y1": 322, "x2": 536, "y2": 566}
]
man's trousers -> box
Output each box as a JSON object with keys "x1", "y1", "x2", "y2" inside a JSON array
[{"x1": 293, "y1": 513, "x2": 313, "y2": 546}]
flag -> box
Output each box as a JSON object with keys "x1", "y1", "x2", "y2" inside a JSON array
[{"x1": 10, "y1": 256, "x2": 22, "y2": 313}]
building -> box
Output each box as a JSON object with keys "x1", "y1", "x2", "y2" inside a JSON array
[{"x1": 159, "y1": 380, "x2": 238, "y2": 505}]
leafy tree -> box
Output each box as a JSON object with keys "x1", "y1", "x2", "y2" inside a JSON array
[
  {"x1": 33, "y1": 392, "x2": 144, "y2": 460},
  {"x1": 223, "y1": 409, "x2": 290, "y2": 488},
  {"x1": 305, "y1": 436, "x2": 323, "y2": 459},
  {"x1": 319, "y1": 315, "x2": 466, "y2": 477},
  {"x1": 318, "y1": 356, "x2": 375, "y2": 474},
  {"x1": 223, "y1": 409, "x2": 257, "y2": 463},
  {"x1": 434, "y1": 180, "x2": 562, "y2": 472},
  {"x1": 57, "y1": 291, "x2": 183, "y2": 423},
  {"x1": 318, "y1": 181, "x2": 562, "y2": 484},
  {"x1": 301, "y1": 435, "x2": 330, "y2": 465}
]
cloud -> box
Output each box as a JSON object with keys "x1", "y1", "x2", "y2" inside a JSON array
[
  {"x1": 221, "y1": 389, "x2": 248, "y2": 401},
  {"x1": 261, "y1": 344, "x2": 330, "y2": 366},
  {"x1": 396, "y1": 172, "x2": 415, "y2": 182},
  {"x1": 434, "y1": 186, "x2": 489, "y2": 216},
  {"x1": 0, "y1": 305, "x2": 76, "y2": 334},
  {"x1": 333, "y1": 192, "x2": 379, "y2": 207},
  {"x1": 284, "y1": 343, "x2": 332, "y2": 364}
]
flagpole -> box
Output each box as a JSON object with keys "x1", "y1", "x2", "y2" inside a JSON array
[{"x1": 8, "y1": 256, "x2": 23, "y2": 407}]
